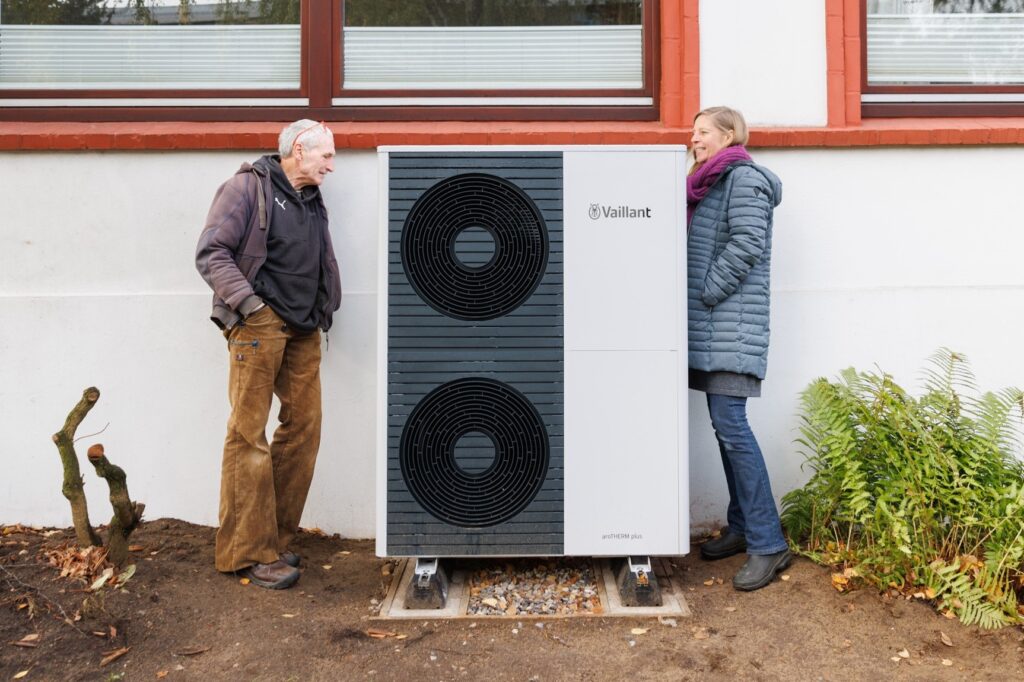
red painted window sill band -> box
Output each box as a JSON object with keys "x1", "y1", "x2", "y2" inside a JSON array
[{"x1": 1, "y1": 120, "x2": 1023, "y2": 151}]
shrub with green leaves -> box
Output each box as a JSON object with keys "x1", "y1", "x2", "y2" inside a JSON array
[{"x1": 782, "y1": 349, "x2": 1024, "y2": 628}]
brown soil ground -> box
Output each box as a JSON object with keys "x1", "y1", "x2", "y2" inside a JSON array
[{"x1": 2, "y1": 519, "x2": 1023, "y2": 681}]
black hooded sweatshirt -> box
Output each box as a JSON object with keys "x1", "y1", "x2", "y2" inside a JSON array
[{"x1": 251, "y1": 155, "x2": 326, "y2": 332}]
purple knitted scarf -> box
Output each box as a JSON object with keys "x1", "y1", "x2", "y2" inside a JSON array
[{"x1": 687, "y1": 145, "x2": 753, "y2": 226}]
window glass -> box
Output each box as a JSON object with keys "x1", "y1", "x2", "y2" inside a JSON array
[
  {"x1": 867, "y1": 0, "x2": 1024, "y2": 86},
  {"x1": 342, "y1": 0, "x2": 644, "y2": 91},
  {"x1": 0, "y1": 0, "x2": 301, "y2": 90}
]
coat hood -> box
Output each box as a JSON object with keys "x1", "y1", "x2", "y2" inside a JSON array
[{"x1": 732, "y1": 161, "x2": 782, "y2": 208}]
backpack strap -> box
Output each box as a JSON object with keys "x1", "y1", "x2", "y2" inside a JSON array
[{"x1": 254, "y1": 170, "x2": 267, "y2": 230}]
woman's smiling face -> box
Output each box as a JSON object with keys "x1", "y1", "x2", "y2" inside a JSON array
[{"x1": 691, "y1": 114, "x2": 735, "y2": 165}]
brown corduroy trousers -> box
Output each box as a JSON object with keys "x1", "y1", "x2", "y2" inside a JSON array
[{"x1": 215, "y1": 306, "x2": 322, "y2": 573}]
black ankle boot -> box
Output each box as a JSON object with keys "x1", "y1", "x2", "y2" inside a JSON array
[
  {"x1": 700, "y1": 528, "x2": 747, "y2": 560},
  {"x1": 732, "y1": 549, "x2": 791, "y2": 591}
]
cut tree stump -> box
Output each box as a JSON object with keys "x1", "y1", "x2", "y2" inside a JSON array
[
  {"x1": 87, "y1": 444, "x2": 145, "y2": 567},
  {"x1": 51, "y1": 387, "x2": 102, "y2": 548},
  {"x1": 50, "y1": 387, "x2": 144, "y2": 566}
]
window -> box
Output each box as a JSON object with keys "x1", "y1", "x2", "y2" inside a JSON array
[
  {"x1": 863, "y1": 0, "x2": 1024, "y2": 116},
  {"x1": 0, "y1": 0, "x2": 303, "y2": 100},
  {"x1": 0, "y1": 0, "x2": 658, "y2": 121},
  {"x1": 339, "y1": 0, "x2": 645, "y2": 105}
]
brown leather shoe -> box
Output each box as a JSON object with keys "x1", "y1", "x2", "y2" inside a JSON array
[
  {"x1": 280, "y1": 551, "x2": 300, "y2": 568},
  {"x1": 238, "y1": 560, "x2": 300, "y2": 590}
]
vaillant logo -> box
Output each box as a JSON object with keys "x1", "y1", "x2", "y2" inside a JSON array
[{"x1": 588, "y1": 203, "x2": 652, "y2": 220}]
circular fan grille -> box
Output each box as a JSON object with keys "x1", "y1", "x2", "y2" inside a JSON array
[
  {"x1": 400, "y1": 378, "x2": 550, "y2": 528},
  {"x1": 401, "y1": 173, "x2": 549, "y2": 321}
]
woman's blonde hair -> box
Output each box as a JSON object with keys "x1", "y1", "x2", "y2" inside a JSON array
[
  {"x1": 688, "y1": 106, "x2": 749, "y2": 173},
  {"x1": 695, "y1": 106, "x2": 749, "y2": 146}
]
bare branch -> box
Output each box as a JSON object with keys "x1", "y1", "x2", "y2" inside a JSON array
[
  {"x1": 74, "y1": 422, "x2": 110, "y2": 444},
  {"x1": 0, "y1": 563, "x2": 87, "y2": 636}
]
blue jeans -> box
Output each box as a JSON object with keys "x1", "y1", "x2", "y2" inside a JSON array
[{"x1": 706, "y1": 393, "x2": 788, "y2": 555}]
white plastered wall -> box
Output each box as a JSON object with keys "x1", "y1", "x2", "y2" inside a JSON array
[
  {"x1": 699, "y1": 0, "x2": 828, "y2": 126},
  {"x1": 0, "y1": 150, "x2": 380, "y2": 537},
  {"x1": 3, "y1": 147, "x2": 1024, "y2": 539}
]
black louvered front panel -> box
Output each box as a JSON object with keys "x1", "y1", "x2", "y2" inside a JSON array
[{"x1": 387, "y1": 152, "x2": 563, "y2": 556}]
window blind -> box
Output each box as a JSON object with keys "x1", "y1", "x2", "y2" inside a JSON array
[
  {"x1": 867, "y1": 13, "x2": 1024, "y2": 85},
  {"x1": 343, "y1": 25, "x2": 643, "y2": 90},
  {"x1": 0, "y1": 25, "x2": 300, "y2": 89}
]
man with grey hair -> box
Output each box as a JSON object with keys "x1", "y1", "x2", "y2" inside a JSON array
[{"x1": 196, "y1": 120, "x2": 341, "y2": 589}]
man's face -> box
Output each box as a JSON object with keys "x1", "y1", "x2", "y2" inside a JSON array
[{"x1": 294, "y1": 137, "x2": 336, "y2": 188}]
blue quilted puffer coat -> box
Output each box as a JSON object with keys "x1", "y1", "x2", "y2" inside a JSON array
[{"x1": 687, "y1": 160, "x2": 782, "y2": 380}]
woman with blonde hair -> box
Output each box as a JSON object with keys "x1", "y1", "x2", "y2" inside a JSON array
[{"x1": 687, "y1": 106, "x2": 789, "y2": 591}]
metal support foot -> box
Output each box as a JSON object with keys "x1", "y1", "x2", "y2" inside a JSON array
[
  {"x1": 404, "y1": 558, "x2": 449, "y2": 610},
  {"x1": 616, "y1": 556, "x2": 663, "y2": 607}
]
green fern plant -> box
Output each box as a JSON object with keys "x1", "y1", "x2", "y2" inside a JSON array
[{"x1": 782, "y1": 349, "x2": 1024, "y2": 628}]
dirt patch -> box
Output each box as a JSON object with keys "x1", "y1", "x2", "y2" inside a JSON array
[{"x1": 2, "y1": 519, "x2": 1023, "y2": 681}]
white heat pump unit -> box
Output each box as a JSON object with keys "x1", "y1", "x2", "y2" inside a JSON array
[{"x1": 376, "y1": 146, "x2": 688, "y2": 559}]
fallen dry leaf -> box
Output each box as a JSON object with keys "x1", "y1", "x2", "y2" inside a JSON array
[
  {"x1": 99, "y1": 647, "x2": 130, "y2": 667},
  {"x1": 940, "y1": 631, "x2": 954, "y2": 647},
  {"x1": 115, "y1": 564, "x2": 136, "y2": 587},
  {"x1": 13, "y1": 670, "x2": 30, "y2": 679},
  {"x1": 11, "y1": 634, "x2": 39, "y2": 649},
  {"x1": 90, "y1": 567, "x2": 114, "y2": 592},
  {"x1": 366, "y1": 629, "x2": 397, "y2": 639},
  {"x1": 156, "y1": 671, "x2": 169, "y2": 679},
  {"x1": 173, "y1": 646, "x2": 210, "y2": 656},
  {"x1": 630, "y1": 628, "x2": 649, "y2": 635},
  {"x1": 703, "y1": 579, "x2": 715, "y2": 586}
]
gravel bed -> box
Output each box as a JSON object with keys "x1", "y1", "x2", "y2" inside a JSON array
[{"x1": 465, "y1": 558, "x2": 603, "y2": 616}]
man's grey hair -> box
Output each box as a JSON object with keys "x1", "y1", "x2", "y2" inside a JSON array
[{"x1": 279, "y1": 119, "x2": 332, "y2": 158}]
